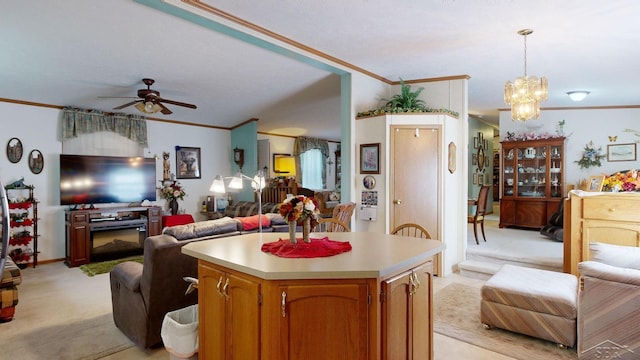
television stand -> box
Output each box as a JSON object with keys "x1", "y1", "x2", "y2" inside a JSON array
[{"x1": 64, "y1": 206, "x2": 162, "y2": 267}]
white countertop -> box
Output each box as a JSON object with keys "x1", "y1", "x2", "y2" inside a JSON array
[{"x1": 182, "y1": 232, "x2": 445, "y2": 280}]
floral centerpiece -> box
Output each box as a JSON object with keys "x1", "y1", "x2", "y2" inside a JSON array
[
  {"x1": 279, "y1": 195, "x2": 320, "y2": 243},
  {"x1": 603, "y1": 169, "x2": 639, "y2": 192},
  {"x1": 159, "y1": 181, "x2": 186, "y2": 214}
]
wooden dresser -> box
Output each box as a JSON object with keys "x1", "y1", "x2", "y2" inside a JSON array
[{"x1": 564, "y1": 190, "x2": 640, "y2": 275}]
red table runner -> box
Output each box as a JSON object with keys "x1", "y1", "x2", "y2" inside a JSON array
[{"x1": 261, "y1": 237, "x2": 352, "y2": 258}]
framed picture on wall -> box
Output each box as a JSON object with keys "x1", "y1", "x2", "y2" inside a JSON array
[
  {"x1": 360, "y1": 143, "x2": 380, "y2": 174},
  {"x1": 176, "y1": 146, "x2": 201, "y2": 179},
  {"x1": 607, "y1": 143, "x2": 637, "y2": 162}
]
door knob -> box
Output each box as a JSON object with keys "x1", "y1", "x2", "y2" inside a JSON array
[{"x1": 393, "y1": 199, "x2": 402, "y2": 205}]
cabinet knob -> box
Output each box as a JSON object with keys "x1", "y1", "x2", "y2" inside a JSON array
[
  {"x1": 609, "y1": 208, "x2": 616, "y2": 212},
  {"x1": 393, "y1": 199, "x2": 402, "y2": 205}
]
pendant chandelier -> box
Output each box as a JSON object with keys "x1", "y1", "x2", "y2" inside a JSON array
[{"x1": 504, "y1": 29, "x2": 548, "y2": 122}]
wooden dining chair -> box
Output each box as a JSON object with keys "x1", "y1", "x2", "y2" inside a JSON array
[
  {"x1": 391, "y1": 223, "x2": 432, "y2": 239},
  {"x1": 332, "y1": 202, "x2": 356, "y2": 225},
  {"x1": 468, "y1": 185, "x2": 490, "y2": 244},
  {"x1": 313, "y1": 218, "x2": 351, "y2": 232}
]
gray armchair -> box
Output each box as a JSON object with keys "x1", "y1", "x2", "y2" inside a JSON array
[{"x1": 577, "y1": 243, "x2": 640, "y2": 359}]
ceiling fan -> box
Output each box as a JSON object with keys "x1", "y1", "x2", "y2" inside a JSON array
[{"x1": 110, "y1": 78, "x2": 197, "y2": 115}]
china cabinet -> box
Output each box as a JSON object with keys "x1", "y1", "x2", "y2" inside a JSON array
[
  {"x1": 500, "y1": 137, "x2": 565, "y2": 229},
  {"x1": 5, "y1": 184, "x2": 38, "y2": 268}
]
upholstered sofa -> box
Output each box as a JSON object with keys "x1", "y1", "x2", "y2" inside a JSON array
[
  {"x1": 0, "y1": 257, "x2": 21, "y2": 322},
  {"x1": 110, "y1": 213, "x2": 291, "y2": 348},
  {"x1": 577, "y1": 242, "x2": 640, "y2": 359},
  {"x1": 207, "y1": 201, "x2": 280, "y2": 220}
]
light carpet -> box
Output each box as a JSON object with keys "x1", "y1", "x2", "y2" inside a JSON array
[
  {"x1": 3, "y1": 313, "x2": 133, "y2": 360},
  {"x1": 1, "y1": 262, "x2": 136, "y2": 360},
  {"x1": 434, "y1": 283, "x2": 578, "y2": 360}
]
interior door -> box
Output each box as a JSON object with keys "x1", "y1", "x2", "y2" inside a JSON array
[{"x1": 391, "y1": 127, "x2": 440, "y2": 272}]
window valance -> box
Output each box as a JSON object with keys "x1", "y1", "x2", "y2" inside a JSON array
[
  {"x1": 293, "y1": 136, "x2": 329, "y2": 158},
  {"x1": 61, "y1": 107, "x2": 148, "y2": 147}
]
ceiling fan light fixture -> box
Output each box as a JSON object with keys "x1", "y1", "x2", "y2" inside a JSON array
[
  {"x1": 135, "y1": 101, "x2": 162, "y2": 114},
  {"x1": 504, "y1": 29, "x2": 548, "y2": 122},
  {"x1": 567, "y1": 91, "x2": 590, "y2": 102}
]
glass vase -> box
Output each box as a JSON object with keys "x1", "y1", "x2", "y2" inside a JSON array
[
  {"x1": 303, "y1": 218, "x2": 311, "y2": 243},
  {"x1": 289, "y1": 222, "x2": 297, "y2": 244}
]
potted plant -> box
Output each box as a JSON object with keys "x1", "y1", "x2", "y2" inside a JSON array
[{"x1": 357, "y1": 79, "x2": 459, "y2": 118}]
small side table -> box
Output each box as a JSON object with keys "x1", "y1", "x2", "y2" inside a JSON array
[{"x1": 162, "y1": 214, "x2": 195, "y2": 228}]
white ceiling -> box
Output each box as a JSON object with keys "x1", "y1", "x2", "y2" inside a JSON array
[{"x1": 2, "y1": 1, "x2": 639, "y2": 142}]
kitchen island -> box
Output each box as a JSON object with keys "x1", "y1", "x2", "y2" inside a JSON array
[{"x1": 182, "y1": 231, "x2": 445, "y2": 360}]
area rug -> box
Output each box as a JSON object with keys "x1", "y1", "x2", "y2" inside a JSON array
[
  {"x1": 2, "y1": 313, "x2": 134, "y2": 360},
  {"x1": 434, "y1": 283, "x2": 578, "y2": 360},
  {"x1": 79, "y1": 255, "x2": 143, "y2": 277}
]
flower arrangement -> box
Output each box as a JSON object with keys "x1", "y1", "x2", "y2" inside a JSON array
[
  {"x1": 279, "y1": 195, "x2": 320, "y2": 227},
  {"x1": 159, "y1": 181, "x2": 186, "y2": 202},
  {"x1": 575, "y1": 141, "x2": 605, "y2": 169},
  {"x1": 603, "y1": 169, "x2": 639, "y2": 192}
]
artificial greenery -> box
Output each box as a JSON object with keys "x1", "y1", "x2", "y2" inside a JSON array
[
  {"x1": 356, "y1": 79, "x2": 459, "y2": 118},
  {"x1": 381, "y1": 79, "x2": 427, "y2": 111},
  {"x1": 575, "y1": 141, "x2": 605, "y2": 169}
]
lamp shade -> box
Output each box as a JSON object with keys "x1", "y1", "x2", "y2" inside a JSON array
[
  {"x1": 274, "y1": 156, "x2": 296, "y2": 176},
  {"x1": 228, "y1": 173, "x2": 244, "y2": 189},
  {"x1": 209, "y1": 175, "x2": 225, "y2": 193}
]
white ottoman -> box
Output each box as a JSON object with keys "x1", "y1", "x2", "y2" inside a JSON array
[{"x1": 480, "y1": 264, "x2": 578, "y2": 347}]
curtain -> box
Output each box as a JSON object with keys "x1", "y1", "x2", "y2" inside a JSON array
[
  {"x1": 61, "y1": 107, "x2": 148, "y2": 147},
  {"x1": 300, "y1": 149, "x2": 323, "y2": 189},
  {"x1": 293, "y1": 136, "x2": 329, "y2": 188}
]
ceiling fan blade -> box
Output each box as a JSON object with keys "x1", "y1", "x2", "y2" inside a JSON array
[
  {"x1": 113, "y1": 100, "x2": 141, "y2": 110},
  {"x1": 158, "y1": 102, "x2": 173, "y2": 115},
  {"x1": 158, "y1": 98, "x2": 197, "y2": 109}
]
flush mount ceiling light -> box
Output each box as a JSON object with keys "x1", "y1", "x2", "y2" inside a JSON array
[
  {"x1": 567, "y1": 91, "x2": 590, "y2": 102},
  {"x1": 504, "y1": 29, "x2": 548, "y2": 122}
]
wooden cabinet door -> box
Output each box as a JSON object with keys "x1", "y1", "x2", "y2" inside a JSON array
[
  {"x1": 198, "y1": 263, "x2": 227, "y2": 360},
  {"x1": 225, "y1": 272, "x2": 260, "y2": 360},
  {"x1": 411, "y1": 262, "x2": 433, "y2": 360},
  {"x1": 147, "y1": 207, "x2": 162, "y2": 236},
  {"x1": 280, "y1": 283, "x2": 370, "y2": 360},
  {"x1": 382, "y1": 270, "x2": 411, "y2": 359},
  {"x1": 198, "y1": 263, "x2": 261, "y2": 360},
  {"x1": 381, "y1": 262, "x2": 433, "y2": 360}
]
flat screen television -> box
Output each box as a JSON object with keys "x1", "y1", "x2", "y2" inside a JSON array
[{"x1": 60, "y1": 154, "x2": 157, "y2": 206}]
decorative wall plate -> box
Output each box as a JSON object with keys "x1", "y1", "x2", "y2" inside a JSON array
[
  {"x1": 363, "y1": 175, "x2": 376, "y2": 189},
  {"x1": 28, "y1": 149, "x2": 44, "y2": 174},
  {"x1": 6, "y1": 137, "x2": 23, "y2": 163}
]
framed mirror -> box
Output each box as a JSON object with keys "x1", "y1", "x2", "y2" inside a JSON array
[
  {"x1": 477, "y1": 146, "x2": 485, "y2": 171},
  {"x1": 28, "y1": 149, "x2": 44, "y2": 174},
  {"x1": 6, "y1": 137, "x2": 23, "y2": 163}
]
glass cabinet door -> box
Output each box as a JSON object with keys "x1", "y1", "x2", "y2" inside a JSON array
[
  {"x1": 502, "y1": 149, "x2": 515, "y2": 197},
  {"x1": 516, "y1": 145, "x2": 546, "y2": 198},
  {"x1": 549, "y1": 144, "x2": 563, "y2": 197}
]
